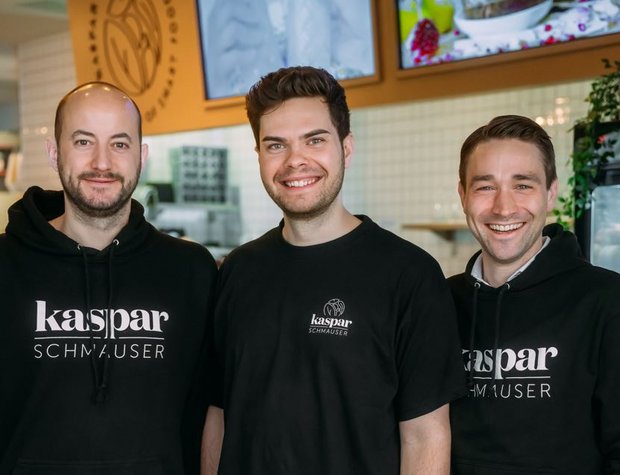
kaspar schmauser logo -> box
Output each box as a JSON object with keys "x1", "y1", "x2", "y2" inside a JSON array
[
  {"x1": 32, "y1": 299, "x2": 168, "y2": 360},
  {"x1": 308, "y1": 298, "x2": 353, "y2": 337}
]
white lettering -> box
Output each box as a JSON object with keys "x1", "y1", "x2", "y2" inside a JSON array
[
  {"x1": 463, "y1": 346, "x2": 559, "y2": 379},
  {"x1": 31, "y1": 342, "x2": 166, "y2": 360},
  {"x1": 309, "y1": 314, "x2": 352, "y2": 329},
  {"x1": 33, "y1": 300, "x2": 170, "y2": 337},
  {"x1": 469, "y1": 382, "x2": 552, "y2": 399}
]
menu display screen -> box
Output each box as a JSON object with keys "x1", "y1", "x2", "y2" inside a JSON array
[
  {"x1": 197, "y1": 0, "x2": 377, "y2": 100},
  {"x1": 397, "y1": 0, "x2": 620, "y2": 69}
]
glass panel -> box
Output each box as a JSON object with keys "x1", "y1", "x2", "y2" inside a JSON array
[{"x1": 590, "y1": 184, "x2": 620, "y2": 274}]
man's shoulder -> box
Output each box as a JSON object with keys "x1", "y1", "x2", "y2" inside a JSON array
[
  {"x1": 575, "y1": 263, "x2": 620, "y2": 296},
  {"x1": 366, "y1": 222, "x2": 443, "y2": 270},
  {"x1": 149, "y1": 229, "x2": 217, "y2": 268},
  {"x1": 223, "y1": 227, "x2": 279, "y2": 260}
]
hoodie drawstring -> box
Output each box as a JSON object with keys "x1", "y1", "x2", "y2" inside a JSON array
[
  {"x1": 96, "y1": 239, "x2": 119, "y2": 403},
  {"x1": 79, "y1": 239, "x2": 119, "y2": 404},
  {"x1": 468, "y1": 281, "x2": 511, "y2": 388},
  {"x1": 79, "y1": 245, "x2": 101, "y2": 404},
  {"x1": 467, "y1": 282, "x2": 481, "y2": 388},
  {"x1": 491, "y1": 283, "x2": 510, "y2": 386}
]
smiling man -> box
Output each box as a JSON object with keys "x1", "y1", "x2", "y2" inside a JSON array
[
  {"x1": 202, "y1": 66, "x2": 466, "y2": 474},
  {"x1": 0, "y1": 82, "x2": 217, "y2": 474},
  {"x1": 449, "y1": 115, "x2": 620, "y2": 474}
]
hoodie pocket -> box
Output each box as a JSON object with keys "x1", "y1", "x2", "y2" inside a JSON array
[
  {"x1": 12, "y1": 458, "x2": 169, "y2": 475},
  {"x1": 453, "y1": 458, "x2": 557, "y2": 475}
]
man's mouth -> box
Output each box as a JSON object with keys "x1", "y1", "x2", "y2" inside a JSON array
[
  {"x1": 80, "y1": 173, "x2": 121, "y2": 184},
  {"x1": 488, "y1": 222, "x2": 524, "y2": 232},
  {"x1": 284, "y1": 177, "x2": 318, "y2": 188}
]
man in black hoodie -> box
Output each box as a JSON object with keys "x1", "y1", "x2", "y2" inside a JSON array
[
  {"x1": 0, "y1": 82, "x2": 217, "y2": 474},
  {"x1": 449, "y1": 114, "x2": 620, "y2": 474}
]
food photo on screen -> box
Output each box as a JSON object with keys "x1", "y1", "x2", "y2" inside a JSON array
[{"x1": 397, "y1": 0, "x2": 620, "y2": 68}]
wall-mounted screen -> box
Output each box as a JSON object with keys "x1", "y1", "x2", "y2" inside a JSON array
[
  {"x1": 197, "y1": 0, "x2": 377, "y2": 100},
  {"x1": 397, "y1": 0, "x2": 620, "y2": 69}
]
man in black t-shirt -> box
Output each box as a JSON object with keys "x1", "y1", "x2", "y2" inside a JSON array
[{"x1": 201, "y1": 66, "x2": 466, "y2": 474}]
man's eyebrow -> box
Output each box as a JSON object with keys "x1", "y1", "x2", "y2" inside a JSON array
[
  {"x1": 71, "y1": 130, "x2": 95, "y2": 139},
  {"x1": 261, "y1": 135, "x2": 285, "y2": 143},
  {"x1": 513, "y1": 173, "x2": 542, "y2": 183},
  {"x1": 110, "y1": 132, "x2": 133, "y2": 143},
  {"x1": 302, "y1": 129, "x2": 330, "y2": 139},
  {"x1": 470, "y1": 174, "x2": 494, "y2": 183},
  {"x1": 70, "y1": 131, "x2": 133, "y2": 143},
  {"x1": 261, "y1": 129, "x2": 331, "y2": 144}
]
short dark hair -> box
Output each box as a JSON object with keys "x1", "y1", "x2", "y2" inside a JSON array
[
  {"x1": 245, "y1": 66, "x2": 351, "y2": 145},
  {"x1": 54, "y1": 81, "x2": 142, "y2": 144},
  {"x1": 460, "y1": 115, "x2": 557, "y2": 189}
]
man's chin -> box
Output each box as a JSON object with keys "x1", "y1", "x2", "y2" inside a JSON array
[{"x1": 70, "y1": 194, "x2": 131, "y2": 218}]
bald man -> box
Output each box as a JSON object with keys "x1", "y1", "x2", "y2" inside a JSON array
[{"x1": 0, "y1": 82, "x2": 217, "y2": 474}]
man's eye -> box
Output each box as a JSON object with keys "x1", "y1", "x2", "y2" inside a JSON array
[
  {"x1": 266, "y1": 143, "x2": 283, "y2": 151},
  {"x1": 308, "y1": 137, "x2": 325, "y2": 145},
  {"x1": 113, "y1": 142, "x2": 129, "y2": 149},
  {"x1": 75, "y1": 139, "x2": 90, "y2": 146},
  {"x1": 516, "y1": 184, "x2": 532, "y2": 190}
]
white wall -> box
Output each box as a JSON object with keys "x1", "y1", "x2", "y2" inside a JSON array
[
  {"x1": 12, "y1": 31, "x2": 591, "y2": 276},
  {"x1": 15, "y1": 32, "x2": 75, "y2": 191}
]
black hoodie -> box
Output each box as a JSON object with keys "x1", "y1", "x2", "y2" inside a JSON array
[
  {"x1": 448, "y1": 223, "x2": 620, "y2": 474},
  {"x1": 0, "y1": 186, "x2": 217, "y2": 474}
]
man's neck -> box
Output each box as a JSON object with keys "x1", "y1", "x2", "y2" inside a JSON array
[
  {"x1": 481, "y1": 237, "x2": 547, "y2": 288},
  {"x1": 282, "y1": 206, "x2": 361, "y2": 247},
  {"x1": 480, "y1": 262, "x2": 517, "y2": 288},
  {"x1": 49, "y1": 200, "x2": 131, "y2": 251}
]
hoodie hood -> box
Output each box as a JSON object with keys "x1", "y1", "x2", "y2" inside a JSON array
[
  {"x1": 449, "y1": 225, "x2": 620, "y2": 473},
  {"x1": 456, "y1": 223, "x2": 588, "y2": 388},
  {"x1": 5, "y1": 185, "x2": 155, "y2": 403},
  {"x1": 462, "y1": 223, "x2": 587, "y2": 292},
  {"x1": 6, "y1": 186, "x2": 153, "y2": 256}
]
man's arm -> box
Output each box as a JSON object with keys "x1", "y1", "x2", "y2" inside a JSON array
[
  {"x1": 201, "y1": 406, "x2": 224, "y2": 475},
  {"x1": 399, "y1": 403, "x2": 451, "y2": 475}
]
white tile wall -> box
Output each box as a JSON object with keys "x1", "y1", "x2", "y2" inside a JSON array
[
  {"x1": 12, "y1": 32, "x2": 592, "y2": 276},
  {"x1": 16, "y1": 32, "x2": 76, "y2": 191}
]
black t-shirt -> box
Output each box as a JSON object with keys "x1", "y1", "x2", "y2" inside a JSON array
[{"x1": 212, "y1": 216, "x2": 466, "y2": 474}]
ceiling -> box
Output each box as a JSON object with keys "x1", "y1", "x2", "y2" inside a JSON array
[{"x1": 0, "y1": 0, "x2": 69, "y2": 109}]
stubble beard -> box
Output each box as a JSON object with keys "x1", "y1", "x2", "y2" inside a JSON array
[
  {"x1": 267, "y1": 154, "x2": 345, "y2": 221},
  {"x1": 58, "y1": 158, "x2": 141, "y2": 219}
]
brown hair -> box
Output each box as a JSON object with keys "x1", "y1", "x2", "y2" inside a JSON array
[
  {"x1": 54, "y1": 81, "x2": 142, "y2": 144},
  {"x1": 245, "y1": 66, "x2": 350, "y2": 145},
  {"x1": 460, "y1": 115, "x2": 557, "y2": 189}
]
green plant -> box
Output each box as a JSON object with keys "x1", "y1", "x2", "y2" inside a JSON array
[{"x1": 554, "y1": 59, "x2": 620, "y2": 229}]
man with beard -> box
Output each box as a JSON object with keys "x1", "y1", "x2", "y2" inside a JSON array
[
  {"x1": 201, "y1": 66, "x2": 466, "y2": 474},
  {"x1": 0, "y1": 82, "x2": 218, "y2": 474}
]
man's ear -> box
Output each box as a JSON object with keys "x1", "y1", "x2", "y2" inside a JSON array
[
  {"x1": 46, "y1": 137, "x2": 59, "y2": 171},
  {"x1": 457, "y1": 182, "x2": 466, "y2": 210},
  {"x1": 141, "y1": 143, "x2": 149, "y2": 168},
  {"x1": 343, "y1": 133, "x2": 354, "y2": 168},
  {"x1": 547, "y1": 178, "x2": 559, "y2": 212}
]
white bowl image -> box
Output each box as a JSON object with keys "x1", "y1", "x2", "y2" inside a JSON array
[{"x1": 454, "y1": 0, "x2": 553, "y2": 37}]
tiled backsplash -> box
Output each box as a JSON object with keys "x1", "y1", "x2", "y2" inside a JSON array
[
  {"x1": 13, "y1": 32, "x2": 591, "y2": 277},
  {"x1": 143, "y1": 81, "x2": 588, "y2": 277}
]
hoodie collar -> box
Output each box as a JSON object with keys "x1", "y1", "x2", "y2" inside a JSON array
[
  {"x1": 465, "y1": 223, "x2": 586, "y2": 291},
  {"x1": 470, "y1": 236, "x2": 551, "y2": 287},
  {"x1": 6, "y1": 186, "x2": 153, "y2": 256}
]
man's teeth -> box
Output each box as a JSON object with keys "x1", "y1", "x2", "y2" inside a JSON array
[
  {"x1": 489, "y1": 223, "x2": 523, "y2": 232},
  {"x1": 286, "y1": 178, "x2": 316, "y2": 187}
]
